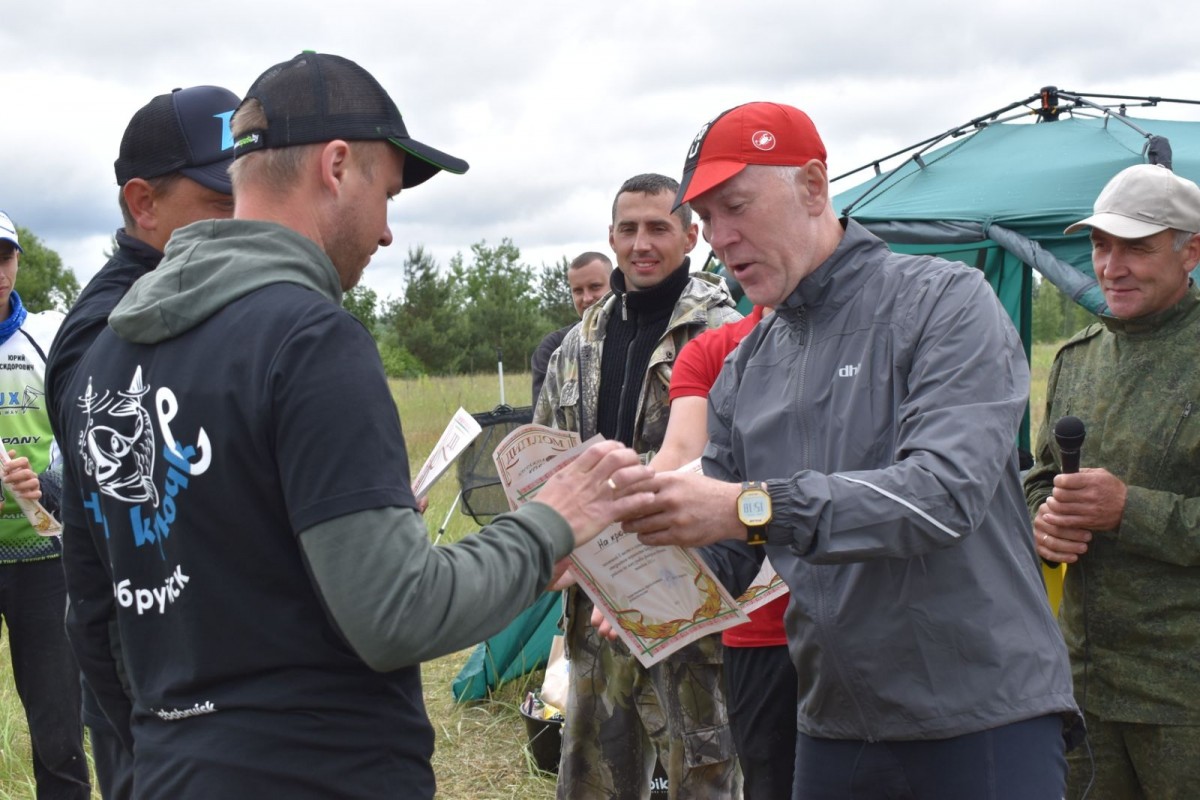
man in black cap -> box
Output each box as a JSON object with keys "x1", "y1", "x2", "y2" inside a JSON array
[
  {"x1": 56, "y1": 52, "x2": 653, "y2": 799},
  {"x1": 45, "y1": 84, "x2": 241, "y2": 800}
]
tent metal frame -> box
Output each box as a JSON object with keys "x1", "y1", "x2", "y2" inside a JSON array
[{"x1": 834, "y1": 87, "x2": 1200, "y2": 216}]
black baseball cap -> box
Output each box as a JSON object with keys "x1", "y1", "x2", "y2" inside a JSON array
[
  {"x1": 233, "y1": 52, "x2": 468, "y2": 189},
  {"x1": 114, "y1": 86, "x2": 240, "y2": 194}
]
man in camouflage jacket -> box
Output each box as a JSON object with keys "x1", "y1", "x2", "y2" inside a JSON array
[
  {"x1": 1025, "y1": 164, "x2": 1200, "y2": 799},
  {"x1": 535, "y1": 173, "x2": 741, "y2": 799}
]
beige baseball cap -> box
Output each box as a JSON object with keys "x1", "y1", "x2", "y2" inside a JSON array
[{"x1": 1066, "y1": 163, "x2": 1200, "y2": 238}]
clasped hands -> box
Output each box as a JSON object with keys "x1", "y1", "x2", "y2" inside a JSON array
[
  {"x1": 1034, "y1": 468, "x2": 1126, "y2": 563},
  {"x1": 539, "y1": 447, "x2": 743, "y2": 591}
]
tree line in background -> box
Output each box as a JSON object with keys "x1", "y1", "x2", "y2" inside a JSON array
[
  {"x1": 1030, "y1": 275, "x2": 1098, "y2": 344},
  {"x1": 347, "y1": 247, "x2": 1099, "y2": 377},
  {"x1": 10, "y1": 227, "x2": 81, "y2": 313},
  {"x1": 343, "y1": 239, "x2": 577, "y2": 378},
  {"x1": 14, "y1": 226, "x2": 1098, "y2": 375}
]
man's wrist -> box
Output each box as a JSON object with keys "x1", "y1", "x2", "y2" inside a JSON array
[{"x1": 736, "y1": 480, "x2": 772, "y2": 545}]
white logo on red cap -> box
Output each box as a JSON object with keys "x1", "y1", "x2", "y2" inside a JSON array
[
  {"x1": 688, "y1": 123, "x2": 711, "y2": 160},
  {"x1": 752, "y1": 131, "x2": 776, "y2": 151}
]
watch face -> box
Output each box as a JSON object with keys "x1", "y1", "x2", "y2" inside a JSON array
[{"x1": 738, "y1": 490, "x2": 771, "y2": 525}]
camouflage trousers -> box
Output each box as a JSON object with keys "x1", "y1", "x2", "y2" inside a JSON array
[
  {"x1": 556, "y1": 591, "x2": 741, "y2": 800},
  {"x1": 1068, "y1": 711, "x2": 1200, "y2": 800}
]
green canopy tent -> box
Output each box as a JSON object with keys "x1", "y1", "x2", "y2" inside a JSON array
[
  {"x1": 833, "y1": 90, "x2": 1200, "y2": 312},
  {"x1": 822, "y1": 88, "x2": 1200, "y2": 450}
]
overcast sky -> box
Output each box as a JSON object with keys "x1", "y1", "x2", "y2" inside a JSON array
[{"x1": 4, "y1": 0, "x2": 1200, "y2": 302}]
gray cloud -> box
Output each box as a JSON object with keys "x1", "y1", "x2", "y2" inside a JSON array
[{"x1": 3, "y1": 0, "x2": 1199, "y2": 299}]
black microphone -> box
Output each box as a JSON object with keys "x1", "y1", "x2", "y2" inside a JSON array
[{"x1": 1054, "y1": 416, "x2": 1086, "y2": 474}]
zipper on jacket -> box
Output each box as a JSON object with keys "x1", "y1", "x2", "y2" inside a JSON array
[
  {"x1": 796, "y1": 307, "x2": 811, "y2": 473},
  {"x1": 576, "y1": 346, "x2": 591, "y2": 440},
  {"x1": 795, "y1": 304, "x2": 876, "y2": 740},
  {"x1": 1157, "y1": 400, "x2": 1194, "y2": 477},
  {"x1": 614, "y1": 335, "x2": 638, "y2": 445}
]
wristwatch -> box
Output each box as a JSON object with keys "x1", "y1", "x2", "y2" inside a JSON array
[{"x1": 736, "y1": 481, "x2": 772, "y2": 545}]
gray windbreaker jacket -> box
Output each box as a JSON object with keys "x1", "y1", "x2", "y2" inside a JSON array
[{"x1": 705, "y1": 219, "x2": 1080, "y2": 742}]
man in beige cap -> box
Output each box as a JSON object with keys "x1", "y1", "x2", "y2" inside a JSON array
[{"x1": 1026, "y1": 163, "x2": 1200, "y2": 798}]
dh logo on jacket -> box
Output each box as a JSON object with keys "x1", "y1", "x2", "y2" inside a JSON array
[{"x1": 76, "y1": 365, "x2": 211, "y2": 552}]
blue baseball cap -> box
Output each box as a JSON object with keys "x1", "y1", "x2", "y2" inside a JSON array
[{"x1": 114, "y1": 85, "x2": 240, "y2": 194}]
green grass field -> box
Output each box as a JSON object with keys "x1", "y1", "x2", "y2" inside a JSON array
[{"x1": 0, "y1": 344, "x2": 1061, "y2": 799}]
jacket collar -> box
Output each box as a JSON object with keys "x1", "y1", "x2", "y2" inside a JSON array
[
  {"x1": 582, "y1": 261, "x2": 732, "y2": 341},
  {"x1": 1100, "y1": 282, "x2": 1200, "y2": 337},
  {"x1": 608, "y1": 258, "x2": 691, "y2": 317},
  {"x1": 779, "y1": 218, "x2": 879, "y2": 318},
  {"x1": 114, "y1": 228, "x2": 165, "y2": 269}
]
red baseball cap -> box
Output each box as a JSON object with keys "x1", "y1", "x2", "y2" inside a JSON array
[{"x1": 674, "y1": 102, "x2": 827, "y2": 209}]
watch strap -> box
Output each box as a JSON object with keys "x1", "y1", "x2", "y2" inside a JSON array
[{"x1": 740, "y1": 481, "x2": 770, "y2": 545}]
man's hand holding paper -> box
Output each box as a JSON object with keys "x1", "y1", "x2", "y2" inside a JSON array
[
  {"x1": 532, "y1": 439, "x2": 656, "y2": 548},
  {"x1": 620, "y1": 470, "x2": 745, "y2": 548},
  {"x1": 492, "y1": 426, "x2": 748, "y2": 664}
]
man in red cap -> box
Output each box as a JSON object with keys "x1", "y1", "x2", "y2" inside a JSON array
[{"x1": 622, "y1": 102, "x2": 1082, "y2": 798}]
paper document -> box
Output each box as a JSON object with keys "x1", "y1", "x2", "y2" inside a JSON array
[
  {"x1": 493, "y1": 425, "x2": 748, "y2": 666},
  {"x1": 736, "y1": 558, "x2": 788, "y2": 612},
  {"x1": 492, "y1": 424, "x2": 585, "y2": 510},
  {"x1": 411, "y1": 407, "x2": 482, "y2": 500},
  {"x1": 0, "y1": 448, "x2": 62, "y2": 537}
]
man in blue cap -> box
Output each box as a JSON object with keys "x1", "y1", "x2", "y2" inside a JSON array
[{"x1": 45, "y1": 84, "x2": 241, "y2": 800}]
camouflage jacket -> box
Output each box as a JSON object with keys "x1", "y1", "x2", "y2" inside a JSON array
[
  {"x1": 534, "y1": 270, "x2": 740, "y2": 457},
  {"x1": 1025, "y1": 284, "x2": 1200, "y2": 723}
]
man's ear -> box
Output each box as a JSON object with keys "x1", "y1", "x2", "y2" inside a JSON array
[
  {"x1": 1183, "y1": 233, "x2": 1200, "y2": 273},
  {"x1": 122, "y1": 179, "x2": 159, "y2": 233},
  {"x1": 684, "y1": 222, "x2": 698, "y2": 254},
  {"x1": 318, "y1": 140, "x2": 353, "y2": 196},
  {"x1": 799, "y1": 159, "x2": 830, "y2": 215}
]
